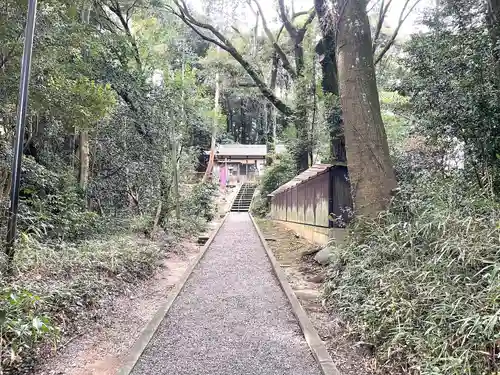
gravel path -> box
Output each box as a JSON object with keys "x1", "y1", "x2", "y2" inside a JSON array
[{"x1": 130, "y1": 213, "x2": 322, "y2": 375}]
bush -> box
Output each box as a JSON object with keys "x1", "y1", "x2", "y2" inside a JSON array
[
  {"x1": 15, "y1": 157, "x2": 99, "y2": 242},
  {"x1": 253, "y1": 153, "x2": 296, "y2": 216},
  {"x1": 0, "y1": 233, "x2": 165, "y2": 374},
  {"x1": 0, "y1": 289, "x2": 59, "y2": 373},
  {"x1": 325, "y1": 174, "x2": 500, "y2": 375},
  {"x1": 181, "y1": 182, "x2": 218, "y2": 222}
]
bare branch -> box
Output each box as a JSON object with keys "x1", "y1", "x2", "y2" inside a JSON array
[
  {"x1": 367, "y1": 0, "x2": 382, "y2": 13},
  {"x1": 108, "y1": 2, "x2": 142, "y2": 69},
  {"x1": 374, "y1": 0, "x2": 422, "y2": 65},
  {"x1": 273, "y1": 10, "x2": 309, "y2": 46},
  {"x1": 125, "y1": 0, "x2": 141, "y2": 22},
  {"x1": 251, "y1": 0, "x2": 297, "y2": 78},
  {"x1": 297, "y1": 8, "x2": 317, "y2": 41},
  {"x1": 372, "y1": 0, "x2": 393, "y2": 54},
  {"x1": 170, "y1": 0, "x2": 295, "y2": 117},
  {"x1": 231, "y1": 25, "x2": 243, "y2": 35},
  {"x1": 93, "y1": 0, "x2": 142, "y2": 69},
  {"x1": 170, "y1": 8, "x2": 229, "y2": 52},
  {"x1": 278, "y1": 0, "x2": 298, "y2": 38},
  {"x1": 93, "y1": 1, "x2": 123, "y2": 31},
  {"x1": 293, "y1": 10, "x2": 309, "y2": 18}
]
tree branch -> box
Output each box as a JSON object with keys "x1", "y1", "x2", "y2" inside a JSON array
[
  {"x1": 97, "y1": 0, "x2": 142, "y2": 70},
  {"x1": 278, "y1": 0, "x2": 298, "y2": 38},
  {"x1": 293, "y1": 10, "x2": 309, "y2": 18},
  {"x1": 372, "y1": 0, "x2": 393, "y2": 54},
  {"x1": 273, "y1": 10, "x2": 308, "y2": 48},
  {"x1": 297, "y1": 8, "x2": 317, "y2": 41},
  {"x1": 111, "y1": 86, "x2": 153, "y2": 144},
  {"x1": 251, "y1": 0, "x2": 297, "y2": 79},
  {"x1": 374, "y1": 0, "x2": 422, "y2": 65},
  {"x1": 125, "y1": 0, "x2": 141, "y2": 22},
  {"x1": 170, "y1": 0, "x2": 295, "y2": 118},
  {"x1": 367, "y1": 0, "x2": 382, "y2": 13}
]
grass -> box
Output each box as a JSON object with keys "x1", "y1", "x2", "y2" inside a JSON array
[
  {"x1": 0, "y1": 232, "x2": 166, "y2": 374},
  {"x1": 324, "y1": 176, "x2": 500, "y2": 375}
]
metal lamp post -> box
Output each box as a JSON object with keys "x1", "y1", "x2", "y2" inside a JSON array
[{"x1": 5, "y1": 0, "x2": 38, "y2": 262}]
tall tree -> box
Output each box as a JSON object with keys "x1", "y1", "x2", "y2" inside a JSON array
[
  {"x1": 336, "y1": 0, "x2": 397, "y2": 215},
  {"x1": 404, "y1": 0, "x2": 500, "y2": 191},
  {"x1": 203, "y1": 49, "x2": 221, "y2": 182},
  {"x1": 170, "y1": 0, "x2": 317, "y2": 172},
  {"x1": 316, "y1": 0, "x2": 420, "y2": 166},
  {"x1": 79, "y1": 6, "x2": 91, "y2": 192},
  {"x1": 315, "y1": 0, "x2": 345, "y2": 165}
]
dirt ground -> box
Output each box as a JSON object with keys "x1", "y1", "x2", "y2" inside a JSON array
[{"x1": 256, "y1": 218, "x2": 376, "y2": 375}]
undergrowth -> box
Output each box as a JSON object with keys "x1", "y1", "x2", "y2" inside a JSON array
[
  {"x1": 0, "y1": 177, "x2": 219, "y2": 374},
  {"x1": 0, "y1": 233, "x2": 164, "y2": 374},
  {"x1": 325, "y1": 174, "x2": 500, "y2": 375},
  {"x1": 252, "y1": 153, "x2": 296, "y2": 216}
]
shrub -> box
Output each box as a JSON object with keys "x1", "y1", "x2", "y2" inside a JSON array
[
  {"x1": 15, "y1": 157, "x2": 98, "y2": 242},
  {"x1": 0, "y1": 289, "x2": 59, "y2": 373},
  {"x1": 253, "y1": 153, "x2": 296, "y2": 216},
  {"x1": 0, "y1": 233, "x2": 165, "y2": 374},
  {"x1": 181, "y1": 182, "x2": 218, "y2": 222},
  {"x1": 325, "y1": 174, "x2": 500, "y2": 375}
]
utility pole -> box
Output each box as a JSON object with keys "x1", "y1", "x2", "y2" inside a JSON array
[{"x1": 5, "y1": 0, "x2": 38, "y2": 265}]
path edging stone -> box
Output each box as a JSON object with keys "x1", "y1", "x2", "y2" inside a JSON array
[
  {"x1": 249, "y1": 214, "x2": 341, "y2": 375},
  {"x1": 117, "y1": 212, "x2": 230, "y2": 375}
]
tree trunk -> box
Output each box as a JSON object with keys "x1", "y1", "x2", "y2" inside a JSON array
[
  {"x1": 171, "y1": 138, "x2": 180, "y2": 220},
  {"x1": 315, "y1": 0, "x2": 346, "y2": 165},
  {"x1": 225, "y1": 95, "x2": 233, "y2": 134},
  {"x1": 172, "y1": 57, "x2": 185, "y2": 220},
  {"x1": 79, "y1": 131, "x2": 90, "y2": 191},
  {"x1": 336, "y1": 0, "x2": 396, "y2": 216},
  {"x1": 294, "y1": 85, "x2": 310, "y2": 172},
  {"x1": 203, "y1": 61, "x2": 220, "y2": 183},
  {"x1": 486, "y1": 0, "x2": 500, "y2": 86},
  {"x1": 157, "y1": 154, "x2": 170, "y2": 227},
  {"x1": 79, "y1": 7, "x2": 91, "y2": 192},
  {"x1": 240, "y1": 98, "x2": 247, "y2": 144}
]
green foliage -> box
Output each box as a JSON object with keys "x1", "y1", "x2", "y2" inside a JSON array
[
  {"x1": 0, "y1": 1, "x2": 221, "y2": 372},
  {"x1": 324, "y1": 4, "x2": 500, "y2": 373},
  {"x1": 0, "y1": 289, "x2": 59, "y2": 373},
  {"x1": 16, "y1": 157, "x2": 98, "y2": 242},
  {"x1": 259, "y1": 153, "x2": 296, "y2": 197},
  {"x1": 0, "y1": 233, "x2": 165, "y2": 373},
  {"x1": 252, "y1": 153, "x2": 296, "y2": 216},
  {"x1": 325, "y1": 174, "x2": 500, "y2": 375},
  {"x1": 403, "y1": 2, "x2": 500, "y2": 190},
  {"x1": 46, "y1": 77, "x2": 116, "y2": 130},
  {"x1": 181, "y1": 182, "x2": 218, "y2": 222},
  {"x1": 379, "y1": 91, "x2": 412, "y2": 146}
]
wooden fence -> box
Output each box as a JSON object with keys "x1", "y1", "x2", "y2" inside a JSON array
[{"x1": 269, "y1": 164, "x2": 352, "y2": 228}]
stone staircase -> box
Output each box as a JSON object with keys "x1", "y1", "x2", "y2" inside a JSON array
[{"x1": 230, "y1": 183, "x2": 257, "y2": 212}]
